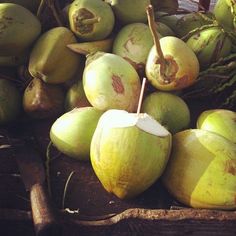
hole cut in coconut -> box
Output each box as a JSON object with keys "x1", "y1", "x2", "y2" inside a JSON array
[{"x1": 98, "y1": 109, "x2": 170, "y2": 137}]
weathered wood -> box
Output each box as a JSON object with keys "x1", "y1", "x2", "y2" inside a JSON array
[
  {"x1": 1, "y1": 208, "x2": 236, "y2": 235},
  {"x1": 1, "y1": 207, "x2": 236, "y2": 223}
]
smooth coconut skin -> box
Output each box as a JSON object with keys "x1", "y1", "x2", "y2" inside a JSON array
[
  {"x1": 0, "y1": 79, "x2": 21, "y2": 124},
  {"x1": 0, "y1": 3, "x2": 41, "y2": 56},
  {"x1": 83, "y1": 52, "x2": 141, "y2": 112},
  {"x1": 105, "y1": 0, "x2": 150, "y2": 24},
  {"x1": 162, "y1": 129, "x2": 236, "y2": 210},
  {"x1": 69, "y1": 0, "x2": 115, "y2": 41},
  {"x1": 29, "y1": 27, "x2": 81, "y2": 84},
  {"x1": 90, "y1": 109, "x2": 172, "y2": 199},
  {"x1": 141, "y1": 91, "x2": 190, "y2": 134},
  {"x1": 155, "y1": 22, "x2": 175, "y2": 37},
  {"x1": 2, "y1": 0, "x2": 40, "y2": 13},
  {"x1": 214, "y1": 0, "x2": 235, "y2": 31},
  {"x1": 155, "y1": 12, "x2": 179, "y2": 32},
  {"x1": 50, "y1": 107, "x2": 103, "y2": 161},
  {"x1": 145, "y1": 36, "x2": 199, "y2": 91},
  {"x1": 197, "y1": 109, "x2": 236, "y2": 144},
  {"x1": 64, "y1": 80, "x2": 91, "y2": 112}
]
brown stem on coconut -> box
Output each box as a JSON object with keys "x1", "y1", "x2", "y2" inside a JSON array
[
  {"x1": 146, "y1": 5, "x2": 166, "y2": 70},
  {"x1": 137, "y1": 77, "x2": 146, "y2": 115}
]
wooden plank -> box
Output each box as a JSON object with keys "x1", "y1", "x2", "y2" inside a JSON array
[{"x1": 1, "y1": 208, "x2": 236, "y2": 235}]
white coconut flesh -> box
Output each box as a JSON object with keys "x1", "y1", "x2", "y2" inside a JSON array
[{"x1": 98, "y1": 109, "x2": 170, "y2": 137}]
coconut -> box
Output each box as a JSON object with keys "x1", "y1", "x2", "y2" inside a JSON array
[
  {"x1": 64, "y1": 80, "x2": 91, "y2": 112},
  {"x1": 174, "y1": 12, "x2": 215, "y2": 38},
  {"x1": 213, "y1": 0, "x2": 235, "y2": 31},
  {"x1": 23, "y1": 78, "x2": 65, "y2": 119},
  {"x1": 83, "y1": 52, "x2": 141, "y2": 112},
  {"x1": 154, "y1": 12, "x2": 179, "y2": 32},
  {"x1": 162, "y1": 129, "x2": 236, "y2": 210},
  {"x1": 69, "y1": 0, "x2": 115, "y2": 41},
  {"x1": 112, "y1": 23, "x2": 155, "y2": 74},
  {"x1": 2, "y1": 0, "x2": 40, "y2": 13},
  {"x1": 197, "y1": 109, "x2": 236, "y2": 143},
  {"x1": 105, "y1": 0, "x2": 150, "y2": 24},
  {"x1": 145, "y1": 36, "x2": 199, "y2": 91},
  {"x1": 186, "y1": 26, "x2": 232, "y2": 69},
  {"x1": 90, "y1": 109, "x2": 172, "y2": 199},
  {"x1": 0, "y1": 3, "x2": 41, "y2": 56},
  {"x1": 28, "y1": 27, "x2": 81, "y2": 84},
  {"x1": 155, "y1": 22, "x2": 175, "y2": 37},
  {"x1": 50, "y1": 107, "x2": 103, "y2": 161},
  {"x1": 0, "y1": 79, "x2": 21, "y2": 124},
  {"x1": 141, "y1": 92, "x2": 190, "y2": 134}
]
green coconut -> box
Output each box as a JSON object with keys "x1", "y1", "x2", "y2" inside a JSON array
[
  {"x1": 50, "y1": 107, "x2": 103, "y2": 161},
  {"x1": 0, "y1": 3, "x2": 41, "y2": 56},
  {"x1": 64, "y1": 80, "x2": 91, "y2": 111},
  {"x1": 145, "y1": 36, "x2": 199, "y2": 91},
  {"x1": 155, "y1": 12, "x2": 179, "y2": 32},
  {"x1": 141, "y1": 92, "x2": 190, "y2": 134},
  {"x1": 174, "y1": 12, "x2": 215, "y2": 38},
  {"x1": 2, "y1": 0, "x2": 40, "y2": 13},
  {"x1": 112, "y1": 23, "x2": 155, "y2": 74},
  {"x1": 105, "y1": 0, "x2": 150, "y2": 24},
  {"x1": 28, "y1": 27, "x2": 81, "y2": 84},
  {"x1": 0, "y1": 79, "x2": 21, "y2": 124},
  {"x1": 186, "y1": 26, "x2": 232, "y2": 69},
  {"x1": 162, "y1": 129, "x2": 236, "y2": 210},
  {"x1": 90, "y1": 109, "x2": 172, "y2": 199},
  {"x1": 213, "y1": 0, "x2": 235, "y2": 31},
  {"x1": 155, "y1": 21, "x2": 175, "y2": 37},
  {"x1": 83, "y1": 52, "x2": 141, "y2": 112},
  {"x1": 197, "y1": 109, "x2": 236, "y2": 143},
  {"x1": 69, "y1": 0, "x2": 115, "y2": 41}
]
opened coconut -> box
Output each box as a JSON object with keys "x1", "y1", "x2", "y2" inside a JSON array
[{"x1": 90, "y1": 109, "x2": 172, "y2": 199}]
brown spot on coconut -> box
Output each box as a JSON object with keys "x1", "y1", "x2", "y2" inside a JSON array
[
  {"x1": 83, "y1": 52, "x2": 141, "y2": 112},
  {"x1": 112, "y1": 23, "x2": 155, "y2": 76},
  {"x1": 224, "y1": 160, "x2": 236, "y2": 176},
  {"x1": 112, "y1": 75, "x2": 125, "y2": 94}
]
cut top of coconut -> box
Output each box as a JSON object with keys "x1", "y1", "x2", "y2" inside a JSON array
[{"x1": 98, "y1": 109, "x2": 170, "y2": 137}]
